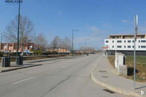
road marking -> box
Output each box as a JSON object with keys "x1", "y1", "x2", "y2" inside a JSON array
[{"x1": 12, "y1": 76, "x2": 34, "y2": 85}]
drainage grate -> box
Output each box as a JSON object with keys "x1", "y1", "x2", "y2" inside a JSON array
[
  {"x1": 103, "y1": 89, "x2": 115, "y2": 94},
  {"x1": 99, "y1": 70, "x2": 107, "y2": 72},
  {"x1": 102, "y1": 76, "x2": 108, "y2": 78}
]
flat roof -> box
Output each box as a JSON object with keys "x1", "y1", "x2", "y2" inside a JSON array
[{"x1": 109, "y1": 33, "x2": 146, "y2": 36}]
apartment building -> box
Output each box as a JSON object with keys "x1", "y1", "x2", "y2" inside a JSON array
[
  {"x1": 104, "y1": 33, "x2": 146, "y2": 55},
  {"x1": 0, "y1": 43, "x2": 34, "y2": 53}
]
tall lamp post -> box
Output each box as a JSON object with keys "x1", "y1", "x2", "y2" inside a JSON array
[
  {"x1": 17, "y1": 0, "x2": 21, "y2": 57},
  {"x1": 85, "y1": 39, "x2": 89, "y2": 53},
  {"x1": 1, "y1": 33, "x2": 2, "y2": 52},
  {"x1": 5, "y1": 0, "x2": 23, "y2": 66},
  {"x1": 5, "y1": 0, "x2": 22, "y2": 57},
  {"x1": 72, "y1": 29, "x2": 79, "y2": 56}
]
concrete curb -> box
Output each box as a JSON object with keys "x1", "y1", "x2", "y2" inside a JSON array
[
  {"x1": 90, "y1": 56, "x2": 143, "y2": 97},
  {"x1": 0, "y1": 64, "x2": 42, "y2": 73}
]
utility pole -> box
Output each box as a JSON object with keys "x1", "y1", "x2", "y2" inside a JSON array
[
  {"x1": 85, "y1": 39, "x2": 89, "y2": 53},
  {"x1": 17, "y1": 0, "x2": 21, "y2": 57},
  {"x1": 134, "y1": 15, "x2": 138, "y2": 90},
  {"x1": 72, "y1": 29, "x2": 79, "y2": 57},
  {"x1": 1, "y1": 33, "x2": 2, "y2": 52}
]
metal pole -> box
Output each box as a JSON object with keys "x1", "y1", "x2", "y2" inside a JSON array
[
  {"x1": 1, "y1": 33, "x2": 2, "y2": 51},
  {"x1": 115, "y1": 39, "x2": 117, "y2": 55},
  {"x1": 72, "y1": 30, "x2": 73, "y2": 56},
  {"x1": 134, "y1": 15, "x2": 138, "y2": 90},
  {"x1": 17, "y1": 0, "x2": 21, "y2": 57},
  {"x1": 85, "y1": 39, "x2": 86, "y2": 53}
]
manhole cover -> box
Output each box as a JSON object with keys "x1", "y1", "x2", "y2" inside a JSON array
[
  {"x1": 102, "y1": 76, "x2": 108, "y2": 78},
  {"x1": 99, "y1": 70, "x2": 107, "y2": 72},
  {"x1": 103, "y1": 89, "x2": 115, "y2": 94}
]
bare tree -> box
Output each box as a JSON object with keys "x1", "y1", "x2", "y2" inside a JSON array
[
  {"x1": 50, "y1": 36, "x2": 61, "y2": 49},
  {"x1": 64, "y1": 37, "x2": 72, "y2": 50},
  {"x1": 59, "y1": 39, "x2": 66, "y2": 49},
  {"x1": 33, "y1": 33, "x2": 48, "y2": 51},
  {"x1": 3, "y1": 15, "x2": 34, "y2": 50}
]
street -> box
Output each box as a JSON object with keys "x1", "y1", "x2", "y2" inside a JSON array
[{"x1": 0, "y1": 54, "x2": 129, "y2": 97}]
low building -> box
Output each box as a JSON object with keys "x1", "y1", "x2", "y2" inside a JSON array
[
  {"x1": 0, "y1": 43, "x2": 35, "y2": 53},
  {"x1": 104, "y1": 33, "x2": 146, "y2": 55},
  {"x1": 47, "y1": 47, "x2": 68, "y2": 53}
]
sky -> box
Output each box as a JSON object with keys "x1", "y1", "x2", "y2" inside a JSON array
[{"x1": 0, "y1": 0, "x2": 146, "y2": 49}]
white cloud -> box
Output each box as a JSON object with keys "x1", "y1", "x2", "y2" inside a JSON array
[
  {"x1": 90, "y1": 26, "x2": 106, "y2": 36},
  {"x1": 121, "y1": 20, "x2": 128, "y2": 23}
]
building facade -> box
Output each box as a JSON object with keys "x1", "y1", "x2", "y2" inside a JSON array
[
  {"x1": 47, "y1": 47, "x2": 68, "y2": 53},
  {"x1": 104, "y1": 34, "x2": 146, "y2": 55},
  {"x1": 0, "y1": 43, "x2": 34, "y2": 53}
]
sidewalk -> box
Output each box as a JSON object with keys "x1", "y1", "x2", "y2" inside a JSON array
[{"x1": 91, "y1": 55, "x2": 146, "y2": 97}]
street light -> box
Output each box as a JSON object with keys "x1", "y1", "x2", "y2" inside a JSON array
[
  {"x1": 85, "y1": 39, "x2": 89, "y2": 53},
  {"x1": 72, "y1": 29, "x2": 79, "y2": 56},
  {"x1": 5, "y1": 0, "x2": 22, "y2": 57},
  {"x1": 1, "y1": 33, "x2": 2, "y2": 52}
]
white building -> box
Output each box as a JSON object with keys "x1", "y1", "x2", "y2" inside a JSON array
[{"x1": 104, "y1": 34, "x2": 146, "y2": 55}]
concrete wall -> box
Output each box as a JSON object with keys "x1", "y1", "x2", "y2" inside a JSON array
[{"x1": 106, "y1": 50, "x2": 146, "y2": 56}]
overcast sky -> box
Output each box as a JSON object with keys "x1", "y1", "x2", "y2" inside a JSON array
[{"x1": 0, "y1": 0, "x2": 146, "y2": 49}]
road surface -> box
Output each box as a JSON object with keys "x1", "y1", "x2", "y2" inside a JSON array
[{"x1": 0, "y1": 54, "x2": 130, "y2": 97}]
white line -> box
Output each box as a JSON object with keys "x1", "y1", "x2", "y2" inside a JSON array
[{"x1": 12, "y1": 76, "x2": 34, "y2": 85}]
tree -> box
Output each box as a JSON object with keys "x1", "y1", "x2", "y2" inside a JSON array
[
  {"x1": 64, "y1": 37, "x2": 72, "y2": 50},
  {"x1": 50, "y1": 36, "x2": 61, "y2": 49},
  {"x1": 3, "y1": 15, "x2": 34, "y2": 50},
  {"x1": 33, "y1": 33, "x2": 48, "y2": 51}
]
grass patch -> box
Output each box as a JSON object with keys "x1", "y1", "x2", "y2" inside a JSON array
[{"x1": 107, "y1": 56, "x2": 146, "y2": 82}]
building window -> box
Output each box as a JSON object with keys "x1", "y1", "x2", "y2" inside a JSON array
[
  {"x1": 117, "y1": 40, "x2": 122, "y2": 43},
  {"x1": 124, "y1": 46, "x2": 126, "y2": 48},
  {"x1": 132, "y1": 46, "x2": 134, "y2": 48},
  {"x1": 138, "y1": 40, "x2": 140, "y2": 43},
  {"x1": 128, "y1": 40, "x2": 131, "y2": 43},
  {"x1": 112, "y1": 36, "x2": 115, "y2": 39},
  {"x1": 106, "y1": 40, "x2": 109, "y2": 43},
  {"x1": 141, "y1": 36, "x2": 144, "y2": 38},
  {"x1": 138, "y1": 46, "x2": 140, "y2": 48},
  {"x1": 132, "y1": 40, "x2": 134, "y2": 43},
  {"x1": 141, "y1": 40, "x2": 146, "y2": 43},
  {"x1": 117, "y1": 46, "x2": 122, "y2": 48},
  {"x1": 124, "y1": 40, "x2": 126, "y2": 43},
  {"x1": 141, "y1": 46, "x2": 146, "y2": 48},
  {"x1": 128, "y1": 46, "x2": 131, "y2": 48},
  {"x1": 112, "y1": 46, "x2": 114, "y2": 48},
  {"x1": 112, "y1": 41, "x2": 114, "y2": 43}
]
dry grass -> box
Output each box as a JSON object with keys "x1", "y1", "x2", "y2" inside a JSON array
[{"x1": 107, "y1": 56, "x2": 146, "y2": 82}]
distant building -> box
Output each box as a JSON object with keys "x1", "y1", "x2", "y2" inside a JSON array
[
  {"x1": 0, "y1": 43, "x2": 35, "y2": 53},
  {"x1": 104, "y1": 33, "x2": 146, "y2": 55},
  {"x1": 47, "y1": 47, "x2": 68, "y2": 53}
]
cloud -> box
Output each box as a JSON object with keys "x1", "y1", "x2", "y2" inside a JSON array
[
  {"x1": 121, "y1": 20, "x2": 128, "y2": 23},
  {"x1": 58, "y1": 11, "x2": 62, "y2": 15},
  {"x1": 90, "y1": 26, "x2": 106, "y2": 36}
]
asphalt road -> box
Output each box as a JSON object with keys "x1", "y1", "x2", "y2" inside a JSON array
[{"x1": 0, "y1": 54, "x2": 130, "y2": 97}]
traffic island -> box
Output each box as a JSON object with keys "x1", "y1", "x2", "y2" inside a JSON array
[{"x1": 0, "y1": 64, "x2": 42, "y2": 73}]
